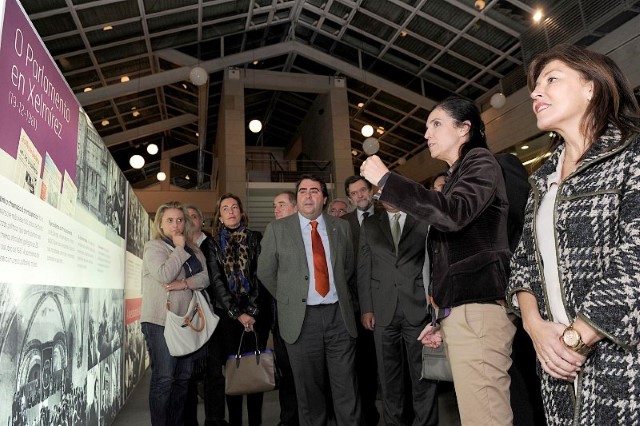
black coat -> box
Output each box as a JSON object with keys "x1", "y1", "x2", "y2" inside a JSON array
[
  {"x1": 202, "y1": 228, "x2": 270, "y2": 320},
  {"x1": 379, "y1": 147, "x2": 511, "y2": 308}
]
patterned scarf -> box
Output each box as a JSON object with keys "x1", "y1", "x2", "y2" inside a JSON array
[
  {"x1": 162, "y1": 238, "x2": 203, "y2": 277},
  {"x1": 220, "y1": 225, "x2": 251, "y2": 298}
]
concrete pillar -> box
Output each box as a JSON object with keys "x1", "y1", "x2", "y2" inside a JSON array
[
  {"x1": 328, "y1": 78, "x2": 354, "y2": 193},
  {"x1": 216, "y1": 70, "x2": 247, "y2": 205}
]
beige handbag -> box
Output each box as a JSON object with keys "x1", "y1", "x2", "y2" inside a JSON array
[
  {"x1": 225, "y1": 331, "x2": 277, "y2": 395},
  {"x1": 163, "y1": 290, "x2": 219, "y2": 357}
]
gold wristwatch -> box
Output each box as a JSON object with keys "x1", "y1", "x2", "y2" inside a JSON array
[{"x1": 561, "y1": 325, "x2": 593, "y2": 356}]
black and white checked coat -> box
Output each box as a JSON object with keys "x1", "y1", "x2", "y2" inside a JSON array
[{"x1": 507, "y1": 127, "x2": 640, "y2": 426}]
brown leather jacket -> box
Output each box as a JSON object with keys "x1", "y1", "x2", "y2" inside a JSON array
[{"x1": 379, "y1": 148, "x2": 511, "y2": 308}]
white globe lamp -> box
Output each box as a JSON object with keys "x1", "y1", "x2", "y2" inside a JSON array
[
  {"x1": 129, "y1": 155, "x2": 145, "y2": 169},
  {"x1": 146, "y1": 143, "x2": 158, "y2": 155},
  {"x1": 361, "y1": 124, "x2": 374, "y2": 137},
  {"x1": 362, "y1": 137, "x2": 380, "y2": 155},
  {"x1": 189, "y1": 66, "x2": 208, "y2": 86},
  {"x1": 156, "y1": 172, "x2": 167, "y2": 181},
  {"x1": 490, "y1": 92, "x2": 507, "y2": 109},
  {"x1": 249, "y1": 119, "x2": 262, "y2": 133}
]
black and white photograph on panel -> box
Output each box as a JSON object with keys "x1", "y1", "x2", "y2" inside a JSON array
[
  {"x1": 0, "y1": 283, "x2": 89, "y2": 426},
  {"x1": 126, "y1": 185, "x2": 149, "y2": 259},
  {"x1": 75, "y1": 111, "x2": 108, "y2": 223}
]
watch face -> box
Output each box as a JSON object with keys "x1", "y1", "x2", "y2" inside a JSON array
[{"x1": 563, "y1": 328, "x2": 580, "y2": 347}]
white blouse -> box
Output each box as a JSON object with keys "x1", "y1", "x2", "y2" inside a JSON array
[{"x1": 535, "y1": 151, "x2": 571, "y2": 326}]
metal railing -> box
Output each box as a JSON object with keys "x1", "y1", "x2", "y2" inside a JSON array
[{"x1": 246, "y1": 152, "x2": 333, "y2": 183}]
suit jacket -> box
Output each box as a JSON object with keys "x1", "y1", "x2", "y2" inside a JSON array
[
  {"x1": 357, "y1": 211, "x2": 429, "y2": 327},
  {"x1": 258, "y1": 213, "x2": 357, "y2": 344},
  {"x1": 342, "y1": 206, "x2": 382, "y2": 313},
  {"x1": 342, "y1": 206, "x2": 383, "y2": 259},
  {"x1": 495, "y1": 153, "x2": 529, "y2": 252}
]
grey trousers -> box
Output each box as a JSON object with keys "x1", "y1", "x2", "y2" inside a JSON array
[{"x1": 285, "y1": 303, "x2": 361, "y2": 426}]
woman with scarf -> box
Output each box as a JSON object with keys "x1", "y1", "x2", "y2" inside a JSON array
[
  {"x1": 205, "y1": 193, "x2": 272, "y2": 426},
  {"x1": 141, "y1": 201, "x2": 209, "y2": 426}
]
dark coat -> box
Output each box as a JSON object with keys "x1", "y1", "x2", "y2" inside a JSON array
[
  {"x1": 357, "y1": 211, "x2": 429, "y2": 326},
  {"x1": 379, "y1": 147, "x2": 511, "y2": 308},
  {"x1": 507, "y1": 129, "x2": 640, "y2": 425},
  {"x1": 203, "y1": 228, "x2": 267, "y2": 320}
]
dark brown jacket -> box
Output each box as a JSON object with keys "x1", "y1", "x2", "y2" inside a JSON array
[{"x1": 379, "y1": 147, "x2": 510, "y2": 308}]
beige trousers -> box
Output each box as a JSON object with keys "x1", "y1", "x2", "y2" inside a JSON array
[{"x1": 441, "y1": 303, "x2": 516, "y2": 426}]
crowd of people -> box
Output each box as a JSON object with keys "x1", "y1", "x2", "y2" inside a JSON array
[{"x1": 140, "y1": 44, "x2": 640, "y2": 426}]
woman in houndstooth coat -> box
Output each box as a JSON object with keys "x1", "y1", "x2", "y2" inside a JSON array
[{"x1": 507, "y1": 44, "x2": 640, "y2": 425}]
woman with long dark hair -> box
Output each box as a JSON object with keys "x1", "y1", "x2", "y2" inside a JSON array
[
  {"x1": 360, "y1": 96, "x2": 516, "y2": 425},
  {"x1": 204, "y1": 193, "x2": 272, "y2": 426}
]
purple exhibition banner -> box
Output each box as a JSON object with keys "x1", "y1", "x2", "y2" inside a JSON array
[{"x1": 0, "y1": 0, "x2": 79, "y2": 182}]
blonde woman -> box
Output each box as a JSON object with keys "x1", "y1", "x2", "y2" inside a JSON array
[{"x1": 141, "y1": 201, "x2": 209, "y2": 426}]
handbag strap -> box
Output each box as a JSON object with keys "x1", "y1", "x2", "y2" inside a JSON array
[
  {"x1": 234, "y1": 331, "x2": 261, "y2": 368},
  {"x1": 165, "y1": 290, "x2": 206, "y2": 332}
]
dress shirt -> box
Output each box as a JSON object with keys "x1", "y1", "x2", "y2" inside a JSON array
[
  {"x1": 195, "y1": 232, "x2": 207, "y2": 247},
  {"x1": 357, "y1": 206, "x2": 376, "y2": 225},
  {"x1": 386, "y1": 210, "x2": 406, "y2": 234},
  {"x1": 298, "y1": 213, "x2": 339, "y2": 305}
]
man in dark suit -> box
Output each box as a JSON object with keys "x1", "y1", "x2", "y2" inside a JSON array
[
  {"x1": 342, "y1": 175, "x2": 378, "y2": 251},
  {"x1": 358, "y1": 202, "x2": 439, "y2": 426},
  {"x1": 341, "y1": 175, "x2": 381, "y2": 425},
  {"x1": 495, "y1": 154, "x2": 545, "y2": 426},
  {"x1": 258, "y1": 174, "x2": 360, "y2": 426}
]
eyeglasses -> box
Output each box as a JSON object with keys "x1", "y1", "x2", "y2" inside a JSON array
[{"x1": 329, "y1": 208, "x2": 348, "y2": 214}]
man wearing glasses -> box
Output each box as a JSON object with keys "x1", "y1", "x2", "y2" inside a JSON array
[{"x1": 327, "y1": 198, "x2": 349, "y2": 217}]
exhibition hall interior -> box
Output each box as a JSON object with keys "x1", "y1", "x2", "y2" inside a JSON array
[{"x1": 1, "y1": 0, "x2": 639, "y2": 425}]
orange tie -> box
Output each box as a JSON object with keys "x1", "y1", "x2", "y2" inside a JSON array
[{"x1": 310, "y1": 220, "x2": 329, "y2": 297}]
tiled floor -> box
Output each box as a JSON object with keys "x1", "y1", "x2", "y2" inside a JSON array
[{"x1": 113, "y1": 369, "x2": 461, "y2": 426}]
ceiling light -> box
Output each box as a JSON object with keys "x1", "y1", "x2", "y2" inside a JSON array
[
  {"x1": 121, "y1": 76, "x2": 130, "y2": 83},
  {"x1": 156, "y1": 172, "x2": 166, "y2": 181},
  {"x1": 253, "y1": 60, "x2": 259, "y2": 65},
  {"x1": 147, "y1": 143, "x2": 159, "y2": 155},
  {"x1": 103, "y1": 25, "x2": 113, "y2": 31},
  {"x1": 249, "y1": 119, "x2": 262, "y2": 133},
  {"x1": 400, "y1": 31, "x2": 408, "y2": 37},
  {"x1": 397, "y1": 157, "x2": 407, "y2": 165},
  {"x1": 474, "y1": 0, "x2": 486, "y2": 11},
  {"x1": 533, "y1": 9, "x2": 543, "y2": 23},
  {"x1": 129, "y1": 155, "x2": 145, "y2": 169},
  {"x1": 182, "y1": 83, "x2": 188, "y2": 89},
  {"x1": 132, "y1": 110, "x2": 140, "y2": 117},
  {"x1": 361, "y1": 124, "x2": 374, "y2": 137},
  {"x1": 362, "y1": 137, "x2": 380, "y2": 155},
  {"x1": 101, "y1": 119, "x2": 109, "y2": 126},
  {"x1": 520, "y1": 145, "x2": 529, "y2": 150},
  {"x1": 351, "y1": 149, "x2": 358, "y2": 156},
  {"x1": 490, "y1": 92, "x2": 507, "y2": 109},
  {"x1": 357, "y1": 102, "x2": 364, "y2": 108},
  {"x1": 185, "y1": 175, "x2": 190, "y2": 180},
  {"x1": 83, "y1": 87, "x2": 92, "y2": 93},
  {"x1": 376, "y1": 126, "x2": 385, "y2": 135},
  {"x1": 190, "y1": 66, "x2": 208, "y2": 86},
  {"x1": 195, "y1": 132, "x2": 199, "y2": 137}
]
